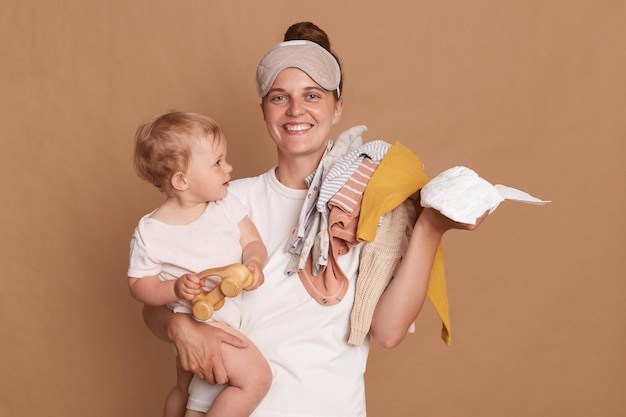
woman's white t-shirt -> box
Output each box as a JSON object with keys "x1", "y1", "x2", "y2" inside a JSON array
[{"x1": 187, "y1": 168, "x2": 369, "y2": 417}]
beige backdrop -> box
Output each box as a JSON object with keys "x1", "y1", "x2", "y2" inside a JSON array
[{"x1": 1, "y1": 1, "x2": 624, "y2": 416}]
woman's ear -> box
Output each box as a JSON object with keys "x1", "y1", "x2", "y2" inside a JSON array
[
  {"x1": 332, "y1": 98, "x2": 344, "y2": 125},
  {"x1": 170, "y1": 171, "x2": 188, "y2": 191}
]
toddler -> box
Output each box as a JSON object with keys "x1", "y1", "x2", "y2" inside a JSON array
[{"x1": 127, "y1": 111, "x2": 271, "y2": 417}]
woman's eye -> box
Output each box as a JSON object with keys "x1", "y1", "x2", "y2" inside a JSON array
[{"x1": 272, "y1": 95, "x2": 285, "y2": 102}]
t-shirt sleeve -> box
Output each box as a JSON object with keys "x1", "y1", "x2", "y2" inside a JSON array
[{"x1": 127, "y1": 225, "x2": 161, "y2": 279}]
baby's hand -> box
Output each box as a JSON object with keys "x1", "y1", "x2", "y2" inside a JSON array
[
  {"x1": 244, "y1": 261, "x2": 265, "y2": 291},
  {"x1": 175, "y1": 273, "x2": 202, "y2": 301}
]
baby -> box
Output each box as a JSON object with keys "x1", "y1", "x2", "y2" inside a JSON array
[{"x1": 127, "y1": 111, "x2": 271, "y2": 417}]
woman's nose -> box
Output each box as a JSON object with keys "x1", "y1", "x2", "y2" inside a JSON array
[{"x1": 286, "y1": 98, "x2": 304, "y2": 116}]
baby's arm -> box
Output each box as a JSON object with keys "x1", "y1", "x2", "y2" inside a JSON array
[
  {"x1": 238, "y1": 215, "x2": 268, "y2": 291},
  {"x1": 128, "y1": 273, "x2": 202, "y2": 305}
]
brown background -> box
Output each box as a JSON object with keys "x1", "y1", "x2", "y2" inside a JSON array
[{"x1": 1, "y1": 1, "x2": 624, "y2": 416}]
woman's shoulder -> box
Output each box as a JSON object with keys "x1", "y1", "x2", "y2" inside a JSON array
[{"x1": 230, "y1": 168, "x2": 273, "y2": 193}]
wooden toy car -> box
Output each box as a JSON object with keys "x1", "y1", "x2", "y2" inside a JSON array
[{"x1": 191, "y1": 263, "x2": 253, "y2": 321}]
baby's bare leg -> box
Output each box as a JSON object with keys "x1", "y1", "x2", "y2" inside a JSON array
[
  {"x1": 203, "y1": 322, "x2": 271, "y2": 417},
  {"x1": 164, "y1": 356, "x2": 193, "y2": 417}
]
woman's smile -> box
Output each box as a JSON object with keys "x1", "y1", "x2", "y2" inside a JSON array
[{"x1": 283, "y1": 123, "x2": 313, "y2": 132}]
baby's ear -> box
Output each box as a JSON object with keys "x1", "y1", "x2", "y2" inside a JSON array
[{"x1": 170, "y1": 171, "x2": 188, "y2": 191}]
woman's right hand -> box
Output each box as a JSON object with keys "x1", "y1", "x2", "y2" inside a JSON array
[
  {"x1": 143, "y1": 304, "x2": 248, "y2": 384},
  {"x1": 168, "y1": 312, "x2": 248, "y2": 384}
]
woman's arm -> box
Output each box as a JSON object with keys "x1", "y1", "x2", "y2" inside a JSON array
[
  {"x1": 369, "y1": 207, "x2": 486, "y2": 348},
  {"x1": 142, "y1": 304, "x2": 248, "y2": 384}
]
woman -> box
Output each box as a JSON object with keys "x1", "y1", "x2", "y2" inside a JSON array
[{"x1": 144, "y1": 22, "x2": 487, "y2": 417}]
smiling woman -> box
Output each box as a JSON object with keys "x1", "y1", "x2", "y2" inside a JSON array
[
  {"x1": 143, "y1": 22, "x2": 487, "y2": 417},
  {"x1": 2, "y1": 3, "x2": 623, "y2": 417}
]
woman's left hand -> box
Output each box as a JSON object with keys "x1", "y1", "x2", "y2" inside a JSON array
[{"x1": 419, "y1": 206, "x2": 489, "y2": 235}]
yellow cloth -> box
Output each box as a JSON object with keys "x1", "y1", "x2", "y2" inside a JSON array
[
  {"x1": 356, "y1": 141, "x2": 451, "y2": 345},
  {"x1": 357, "y1": 141, "x2": 429, "y2": 242}
]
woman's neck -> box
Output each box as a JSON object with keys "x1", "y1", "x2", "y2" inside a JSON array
[{"x1": 275, "y1": 154, "x2": 321, "y2": 190}]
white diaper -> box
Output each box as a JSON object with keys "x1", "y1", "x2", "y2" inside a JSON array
[{"x1": 420, "y1": 166, "x2": 550, "y2": 224}]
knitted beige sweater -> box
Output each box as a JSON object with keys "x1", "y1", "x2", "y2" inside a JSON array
[{"x1": 348, "y1": 199, "x2": 417, "y2": 345}]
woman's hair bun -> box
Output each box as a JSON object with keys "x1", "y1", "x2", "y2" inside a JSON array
[{"x1": 283, "y1": 22, "x2": 331, "y2": 52}]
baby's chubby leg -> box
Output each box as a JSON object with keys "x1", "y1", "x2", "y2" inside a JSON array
[
  {"x1": 186, "y1": 322, "x2": 272, "y2": 417},
  {"x1": 164, "y1": 355, "x2": 193, "y2": 417}
]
